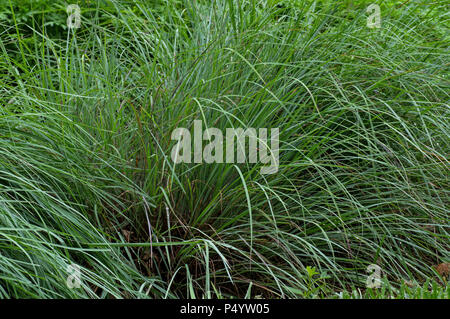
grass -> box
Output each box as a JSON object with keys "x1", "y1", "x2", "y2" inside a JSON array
[{"x1": 0, "y1": 0, "x2": 448, "y2": 298}]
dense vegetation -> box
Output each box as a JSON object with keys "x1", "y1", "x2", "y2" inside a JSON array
[{"x1": 0, "y1": 0, "x2": 448, "y2": 298}]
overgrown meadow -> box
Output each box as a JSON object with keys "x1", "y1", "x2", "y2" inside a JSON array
[{"x1": 0, "y1": 0, "x2": 448, "y2": 298}]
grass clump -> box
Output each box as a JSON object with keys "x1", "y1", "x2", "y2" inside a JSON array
[{"x1": 0, "y1": 0, "x2": 448, "y2": 298}]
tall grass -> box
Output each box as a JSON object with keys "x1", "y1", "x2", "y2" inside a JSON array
[{"x1": 0, "y1": 0, "x2": 448, "y2": 298}]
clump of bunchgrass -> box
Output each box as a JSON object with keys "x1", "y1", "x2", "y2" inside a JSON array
[{"x1": 0, "y1": 0, "x2": 448, "y2": 298}]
